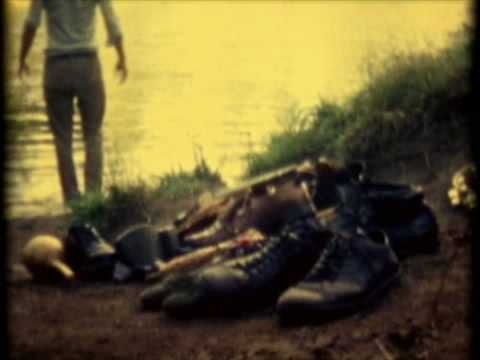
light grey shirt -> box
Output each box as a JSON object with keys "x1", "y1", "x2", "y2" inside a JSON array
[{"x1": 25, "y1": 0, "x2": 123, "y2": 56}]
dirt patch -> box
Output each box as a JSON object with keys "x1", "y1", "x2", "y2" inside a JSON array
[
  {"x1": 6, "y1": 154, "x2": 472, "y2": 360},
  {"x1": 7, "y1": 232, "x2": 471, "y2": 360}
]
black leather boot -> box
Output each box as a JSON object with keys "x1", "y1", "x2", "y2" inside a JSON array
[
  {"x1": 277, "y1": 231, "x2": 399, "y2": 325},
  {"x1": 64, "y1": 223, "x2": 116, "y2": 281},
  {"x1": 364, "y1": 204, "x2": 438, "y2": 259},
  {"x1": 334, "y1": 181, "x2": 439, "y2": 259},
  {"x1": 140, "y1": 218, "x2": 330, "y2": 317}
]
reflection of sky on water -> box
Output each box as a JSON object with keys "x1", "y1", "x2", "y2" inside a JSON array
[{"x1": 5, "y1": 0, "x2": 469, "y2": 217}]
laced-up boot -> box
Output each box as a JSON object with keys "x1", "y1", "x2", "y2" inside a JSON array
[
  {"x1": 333, "y1": 181, "x2": 439, "y2": 259},
  {"x1": 277, "y1": 231, "x2": 399, "y2": 325},
  {"x1": 140, "y1": 218, "x2": 331, "y2": 317},
  {"x1": 64, "y1": 224, "x2": 116, "y2": 281}
]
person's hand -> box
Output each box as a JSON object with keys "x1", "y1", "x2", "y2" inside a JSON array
[
  {"x1": 115, "y1": 58, "x2": 128, "y2": 83},
  {"x1": 18, "y1": 60, "x2": 30, "y2": 79}
]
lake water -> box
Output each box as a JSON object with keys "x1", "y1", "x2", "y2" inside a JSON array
[{"x1": 5, "y1": 0, "x2": 470, "y2": 218}]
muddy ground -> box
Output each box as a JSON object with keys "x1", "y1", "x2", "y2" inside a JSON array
[{"x1": 6, "y1": 152, "x2": 473, "y2": 360}]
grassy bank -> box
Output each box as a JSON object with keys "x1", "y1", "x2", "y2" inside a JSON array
[
  {"x1": 244, "y1": 24, "x2": 472, "y2": 177},
  {"x1": 69, "y1": 24, "x2": 472, "y2": 236}
]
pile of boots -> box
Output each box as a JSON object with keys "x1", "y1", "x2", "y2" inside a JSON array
[
  {"x1": 57, "y1": 223, "x2": 190, "y2": 282},
  {"x1": 139, "y1": 162, "x2": 438, "y2": 324},
  {"x1": 20, "y1": 221, "x2": 216, "y2": 284}
]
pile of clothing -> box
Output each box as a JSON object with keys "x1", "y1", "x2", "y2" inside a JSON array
[{"x1": 21, "y1": 159, "x2": 439, "y2": 324}]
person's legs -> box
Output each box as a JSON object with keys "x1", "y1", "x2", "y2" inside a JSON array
[
  {"x1": 44, "y1": 58, "x2": 80, "y2": 204},
  {"x1": 75, "y1": 55, "x2": 106, "y2": 193}
]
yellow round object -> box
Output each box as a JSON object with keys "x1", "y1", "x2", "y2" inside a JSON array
[
  {"x1": 21, "y1": 235, "x2": 75, "y2": 282},
  {"x1": 448, "y1": 189, "x2": 460, "y2": 206},
  {"x1": 457, "y1": 183, "x2": 468, "y2": 193},
  {"x1": 452, "y1": 173, "x2": 465, "y2": 189}
]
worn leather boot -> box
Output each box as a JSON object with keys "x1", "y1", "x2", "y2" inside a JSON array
[
  {"x1": 334, "y1": 181, "x2": 439, "y2": 259},
  {"x1": 64, "y1": 223, "x2": 116, "y2": 281},
  {"x1": 276, "y1": 231, "x2": 399, "y2": 325},
  {"x1": 365, "y1": 204, "x2": 438, "y2": 259},
  {"x1": 140, "y1": 218, "x2": 330, "y2": 317}
]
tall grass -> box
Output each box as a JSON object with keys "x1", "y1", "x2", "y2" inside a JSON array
[
  {"x1": 68, "y1": 182, "x2": 152, "y2": 237},
  {"x1": 154, "y1": 158, "x2": 224, "y2": 201},
  {"x1": 69, "y1": 151, "x2": 224, "y2": 237},
  {"x1": 245, "y1": 24, "x2": 471, "y2": 177}
]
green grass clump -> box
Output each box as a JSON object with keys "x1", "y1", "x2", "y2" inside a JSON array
[
  {"x1": 245, "y1": 24, "x2": 471, "y2": 178},
  {"x1": 154, "y1": 157, "x2": 224, "y2": 201},
  {"x1": 69, "y1": 155, "x2": 224, "y2": 237},
  {"x1": 337, "y1": 25, "x2": 470, "y2": 159},
  {"x1": 245, "y1": 101, "x2": 349, "y2": 177},
  {"x1": 68, "y1": 181, "x2": 152, "y2": 238}
]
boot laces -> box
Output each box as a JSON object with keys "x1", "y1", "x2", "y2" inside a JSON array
[
  {"x1": 232, "y1": 230, "x2": 294, "y2": 275},
  {"x1": 305, "y1": 235, "x2": 349, "y2": 281},
  {"x1": 230, "y1": 219, "x2": 318, "y2": 275}
]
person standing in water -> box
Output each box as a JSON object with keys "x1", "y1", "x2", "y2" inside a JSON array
[{"x1": 18, "y1": 0, "x2": 128, "y2": 204}]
